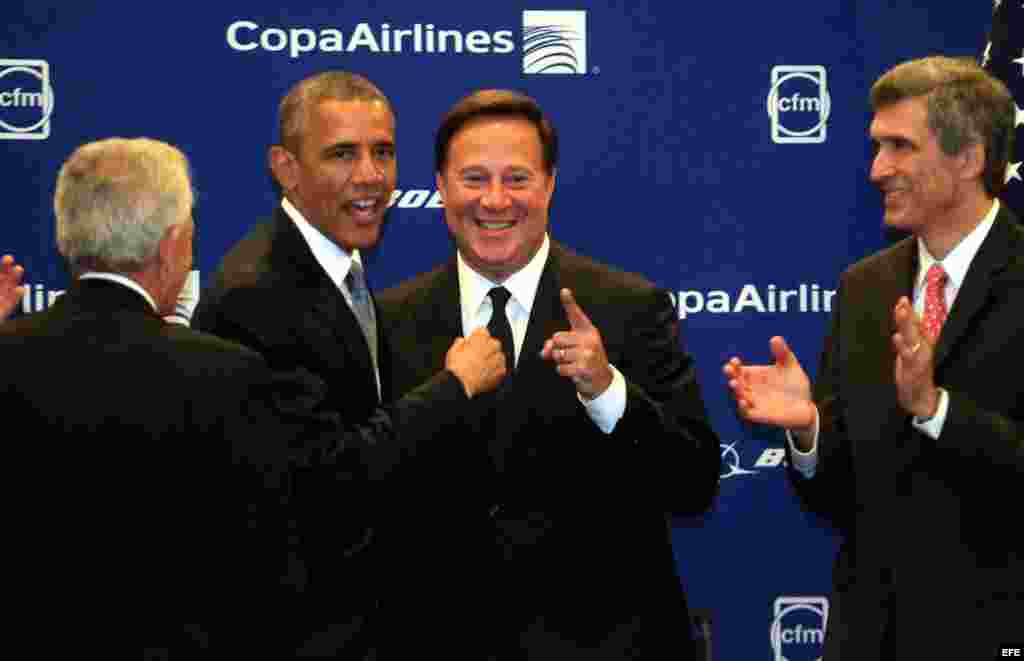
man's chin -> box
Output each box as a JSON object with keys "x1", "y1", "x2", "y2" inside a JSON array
[{"x1": 882, "y1": 211, "x2": 920, "y2": 236}]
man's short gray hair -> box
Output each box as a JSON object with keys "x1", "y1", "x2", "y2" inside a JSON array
[
  {"x1": 54, "y1": 137, "x2": 193, "y2": 272},
  {"x1": 871, "y1": 56, "x2": 1015, "y2": 197}
]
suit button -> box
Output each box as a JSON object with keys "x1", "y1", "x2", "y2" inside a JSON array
[{"x1": 489, "y1": 504, "x2": 501, "y2": 518}]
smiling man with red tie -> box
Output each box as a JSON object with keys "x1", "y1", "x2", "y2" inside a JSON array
[{"x1": 725, "y1": 56, "x2": 1024, "y2": 659}]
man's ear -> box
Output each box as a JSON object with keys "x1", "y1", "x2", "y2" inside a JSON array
[
  {"x1": 157, "y1": 223, "x2": 181, "y2": 266},
  {"x1": 435, "y1": 171, "x2": 447, "y2": 204},
  {"x1": 958, "y1": 142, "x2": 985, "y2": 183},
  {"x1": 269, "y1": 145, "x2": 298, "y2": 192}
]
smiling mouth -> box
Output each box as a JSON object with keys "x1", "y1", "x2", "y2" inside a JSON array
[
  {"x1": 350, "y1": 198, "x2": 384, "y2": 220},
  {"x1": 476, "y1": 219, "x2": 515, "y2": 231}
]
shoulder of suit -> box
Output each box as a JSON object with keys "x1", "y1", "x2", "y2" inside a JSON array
[
  {"x1": 207, "y1": 217, "x2": 283, "y2": 292},
  {"x1": 161, "y1": 322, "x2": 266, "y2": 365},
  {"x1": 552, "y1": 242, "x2": 659, "y2": 298},
  {"x1": 377, "y1": 262, "x2": 449, "y2": 311},
  {"x1": 843, "y1": 235, "x2": 914, "y2": 282}
]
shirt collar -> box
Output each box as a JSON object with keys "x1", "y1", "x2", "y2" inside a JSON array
[
  {"x1": 457, "y1": 234, "x2": 550, "y2": 317},
  {"x1": 916, "y1": 199, "x2": 999, "y2": 292},
  {"x1": 78, "y1": 272, "x2": 159, "y2": 313},
  {"x1": 282, "y1": 196, "x2": 362, "y2": 290}
]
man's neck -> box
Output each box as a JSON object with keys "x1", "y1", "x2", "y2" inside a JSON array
[{"x1": 918, "y1": 190, "x2": 995, "y2": 260}]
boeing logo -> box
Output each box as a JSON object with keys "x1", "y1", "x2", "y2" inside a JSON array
[
  {"x1": 720, "y1": 442, "x2": 786, "y2": 480},
  {"x1": 388, "y1": 189, "x2": 443, "y2": 209},
  {"x1": 767, "y1": 65, "x2": 831, "y2": 144}
]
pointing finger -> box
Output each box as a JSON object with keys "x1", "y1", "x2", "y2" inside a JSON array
[{"x1": 560, "y1": 288, "x2": 594, "y2": 331}]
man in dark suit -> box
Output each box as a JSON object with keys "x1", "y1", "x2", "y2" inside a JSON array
[
  {"x1": 0, "y1": 137, "x2": 505, "y2": 657},
  {"x1": 0, "y1": 254, "x2": 25, "y2": 320},
  {"x1": 193, "y1": 72, "x2": 510, "y2": 656},
  {"x1": 378, "y1": 89, "x2": 721, "y2": 659},
  {"x1": 724, "y1": 56, "x2": 1023, "y2": 658}
]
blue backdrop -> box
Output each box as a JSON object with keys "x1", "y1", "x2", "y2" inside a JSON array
[{"x1": 2, "y1": 2, "x2": 995, "y2": 658}]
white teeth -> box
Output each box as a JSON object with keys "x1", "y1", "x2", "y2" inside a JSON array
[
  {"x1": 352, "y1": 200, "x2": 375, "y2": 210},
  {"x1": 479, "y1": 221, "x2": 513, "y2": 230}
]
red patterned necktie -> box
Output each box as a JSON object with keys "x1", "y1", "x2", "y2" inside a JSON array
[{"x1": 922, "y1": 263, "x2": 948, "y2": 342}]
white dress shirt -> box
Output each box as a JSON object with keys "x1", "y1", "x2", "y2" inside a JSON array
[
  {"x1": 456, "y1": 234, "x2": 627, "y2": 433},
  {"x1": 281, "y1": 197, "x2": 381, "y2": 399},
  {"x1": 790, "y1": 200, "x2": 1000, "y2": 477}
]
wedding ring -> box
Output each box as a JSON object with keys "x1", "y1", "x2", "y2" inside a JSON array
[{"x1": 909, "y1": 341, "x2": 922, "y2": 354}]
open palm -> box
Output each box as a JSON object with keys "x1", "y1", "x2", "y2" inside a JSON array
[{"x1": 724, "y1": 336, "x2": 815, "y2": 430}]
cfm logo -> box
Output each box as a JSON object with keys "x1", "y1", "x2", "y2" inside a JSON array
[
  {"x1": 767, "y1": 65, "x2": 830, "y2": 144},
  {"x1": 770, "y1": 596, "x2": 828, "y2": 661},
  {"x1": 0, "y1": 59, "x2": 55, "y2": 140},
  {"x1": 720, "y1": 442, "x2": 785, "y2": 480},
  {"x1": 522, "y1": 11, "x2": 587, "y2": 74}
]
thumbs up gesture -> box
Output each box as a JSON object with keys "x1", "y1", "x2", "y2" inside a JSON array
[{"x1": 541, "y1": 288, "x2": 613, "y2": 399}]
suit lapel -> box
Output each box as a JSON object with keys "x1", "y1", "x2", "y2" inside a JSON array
[
  {"x1": 853, "y1": 239, "x2": 917, "y2": 469},
  {"x1": 933, "y1": 208, "x2": 1018, "y2": 369},
  {"x1": 420, "y1": 259, "x2": 464, "y2": 371},
  {"x1": 270, "y1": 210, "x2": 379, "y2": 398},
  {"x1": 516, "y1": 243, "x2": 570, "y2": 385}
]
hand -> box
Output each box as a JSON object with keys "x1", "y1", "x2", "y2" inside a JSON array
[
  {"x1": 540, "y1": 288, "x2": 613, "y2": 400},
  {"x1": 445, "y1": 327, "x2": 507, "y2": 398},
  {"x1": 723, "y1": 336, "x2": 817, "y2": 440},
  {"x1": 0, "y1": 255, "x2": 26, "y2": 321},
  {"x1": 891, "y1": 297, "x2": 940, "y2": 419}
]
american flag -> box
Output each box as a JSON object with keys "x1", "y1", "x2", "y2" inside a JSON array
[{"x1": 983, "y1": 0, "x2": 1024, "y2": 219}]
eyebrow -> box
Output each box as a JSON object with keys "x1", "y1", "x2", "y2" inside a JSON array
[{"x1": 322, "y1": 140, "x2": 395, "y2": 154}]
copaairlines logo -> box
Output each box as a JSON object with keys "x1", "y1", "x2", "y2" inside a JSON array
[
  {"x1": 227, "y1": 20, "x2": 515, "y2": 58},
  {"x1": 522, "y1": 11, "x2": 587, "y2": 74},
  {"x1": 225, "y1": 10, "x2": 588, "y2": 75}
]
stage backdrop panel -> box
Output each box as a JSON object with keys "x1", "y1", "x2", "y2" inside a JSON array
[{"x1": 2, "y1": 2, "x2": 993, "y2": 658}]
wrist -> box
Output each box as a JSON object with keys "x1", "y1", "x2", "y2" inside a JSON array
[
  {"x1": 914, "y1": 387, "x2": 941, "y2": 421},
  {"x1": 790, "y1": 403, "x2": 818, "y2": 451}
]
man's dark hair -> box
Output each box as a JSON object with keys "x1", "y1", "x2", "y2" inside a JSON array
[{"x1": 435, "y1": 89, "x2": 558, "y2": 175}]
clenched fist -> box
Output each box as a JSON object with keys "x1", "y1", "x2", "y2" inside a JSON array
[{"x1": 445, "y1": 327, "x2": 508, "y2": 398}]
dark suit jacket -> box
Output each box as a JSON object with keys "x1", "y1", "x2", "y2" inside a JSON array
[
  {"x1": 378, "y1": 240, "x2": 721, "y2": 660},
  {"x1": 193, "y1": 206, "x2": 469, "y2": 657},
  {"x1": 1, "y1": 278, "x2": 467, "y2": 657},
  {"x1": 788, "y1": 205, "x2": 1024, "y2": 659}
]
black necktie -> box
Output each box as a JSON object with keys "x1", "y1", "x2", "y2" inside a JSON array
[{"x1": 487, "y1": 287, "x2": 515, "y2": 372}]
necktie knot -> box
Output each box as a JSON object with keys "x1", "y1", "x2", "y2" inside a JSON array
[
  {"x1": 488, "y1": 286, "x2": 512, "y2": 310},
  {"x1": 346, "y1": 262, "x2": 368, "y2": 303},
  {"x1": 926, "y1": 263, "x2": 948, "y2": 292}
]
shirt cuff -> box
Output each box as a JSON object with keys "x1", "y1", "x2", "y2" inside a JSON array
[
  {"x1": 786, "y1": 406, "x2": 820, "y2": 479},
  {"x1": 580, "y1": 364, "x2": 627, "y2": 434},
  {"x1": 912, "y1": 388, "x2": 948, "y2": 439}
]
